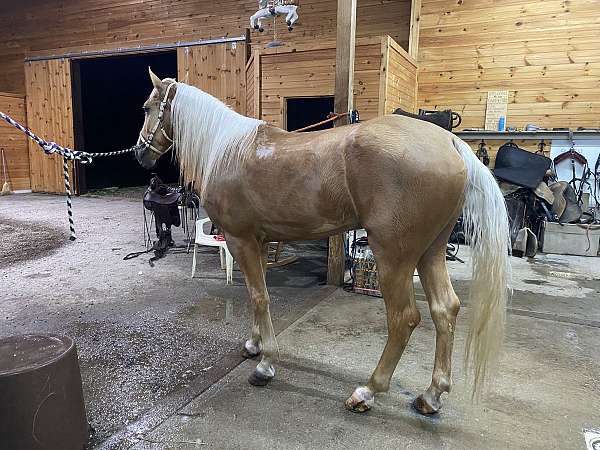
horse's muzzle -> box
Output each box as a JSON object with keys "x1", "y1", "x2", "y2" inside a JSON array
[{"x1": 135, "y1": 138, "x2": 157, "y2": 170}]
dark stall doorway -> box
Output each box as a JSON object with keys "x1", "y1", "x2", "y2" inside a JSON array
[
  {"x1": 72, "y1": 51, "x2": 178, "y2": 192},
  {"x1": 286, "y1": 96, "x2": 335, "y2": 132}
]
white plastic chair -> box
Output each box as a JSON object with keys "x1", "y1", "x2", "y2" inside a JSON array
[{"x1": 191, "y1": 217, "x2": 233, "y2": 284}]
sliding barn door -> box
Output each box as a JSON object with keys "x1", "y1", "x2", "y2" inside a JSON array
[
  {"x1": 177, "y1": 42, "x2": 247, "y2": 114},
  {"x1": 24, "y1": 58, "x2": 75, "y2": 193}
]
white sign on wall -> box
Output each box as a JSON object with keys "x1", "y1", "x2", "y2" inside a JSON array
[{"x1": 485, "y1": 91, "x2": 509, "y2": 131}]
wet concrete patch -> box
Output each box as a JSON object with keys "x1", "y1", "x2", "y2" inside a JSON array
[{"x1": 0, "y1": 217, "x2": 66, "y2": 268}]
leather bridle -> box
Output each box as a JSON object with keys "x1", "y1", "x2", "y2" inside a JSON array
[{"x1": 138, "y1": 82, "x2": 177, "y2": 157}]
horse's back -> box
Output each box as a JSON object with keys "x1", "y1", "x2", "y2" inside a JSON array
[{"x1": 349, "y1": 115, "x2": 463, "y2": 170}]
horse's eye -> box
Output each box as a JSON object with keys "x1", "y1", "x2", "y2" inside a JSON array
[{"x1": 143, "y1": 106, "x2": 149, "y2": 114}]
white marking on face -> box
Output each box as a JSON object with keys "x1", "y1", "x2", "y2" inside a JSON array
[{"x1": 256, "y1": 146, "x2": 274, "y2": 159}]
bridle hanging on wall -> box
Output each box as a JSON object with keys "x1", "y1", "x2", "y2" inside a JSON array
[{"x1": 476, "y1": 140, "x2": 490, "y2": 167}]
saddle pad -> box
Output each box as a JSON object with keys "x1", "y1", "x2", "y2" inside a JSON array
[{"x1": 493, "y1": 143, "x2": 552, "y2": 189}]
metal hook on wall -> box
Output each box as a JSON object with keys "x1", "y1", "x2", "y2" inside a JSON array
[
  {"x1": 536, "y1": 139, "x2": 546, "y2": 156},
  {"x1": 476, "y1": 139, "x2": 490, "y2": 167}
]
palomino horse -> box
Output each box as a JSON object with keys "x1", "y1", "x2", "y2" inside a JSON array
[{"x1": 136, "y1": 69, "x2": 510, "y2": 415}]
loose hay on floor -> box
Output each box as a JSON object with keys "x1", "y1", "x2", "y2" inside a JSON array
[{"x1": 0, "y1": 218, "x2": 66, "y2": 268}]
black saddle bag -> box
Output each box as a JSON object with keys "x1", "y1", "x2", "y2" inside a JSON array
[
  {"x1": 393, "y1": 108, "x2": 462, "y2": 131},
  {"x1": 493, "y1": 143, "x2": 552, "y2": 189}
]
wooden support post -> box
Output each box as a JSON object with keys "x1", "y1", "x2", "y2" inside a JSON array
[
  {"x1": 327, "y1": 0, "x2": 357, "y2": 286},
  {"x1": 409, "y1": 0, "x2": 421, "y2": 60}
]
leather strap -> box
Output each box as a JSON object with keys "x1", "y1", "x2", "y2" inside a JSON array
[{"x1": 139, "y1": 82, "x2": 176, "y2": 156}]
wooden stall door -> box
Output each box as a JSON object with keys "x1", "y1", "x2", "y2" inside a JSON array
[
  {"x1": 0, "y1": 93, "x2": 30, "y2": 190},
  {"x1": 24, "y1": 59, "x2": 75, "y2": 193},
  {"x1": 177, "y1": 42, "x2": 247, "y2": 114}
]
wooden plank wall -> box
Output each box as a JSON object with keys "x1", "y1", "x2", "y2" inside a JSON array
[
  {"x1": 418, "y1": 0, "x2": 600, "y2": 131},
  {"x1": 245, "y1": 53, "x2": 258, "y2": 118},
  {"x1": 381, "y1": 36, "x2": 418, "y2": 115},
  {"x1": 177, "y1": 42, "x2": 247, "y2": 114},
  {"x1": 259, "y1": 39, "x2": 383, "y2": 128},
  {"x1": 24, "y1": 59, "x2": 74, "y2": 193},
  {"x1": 0, "y1": 92, "x2": 30, "y2": 190},
  {"x1": 0, "y1": 0, "x2": 411, "y2": 95}
]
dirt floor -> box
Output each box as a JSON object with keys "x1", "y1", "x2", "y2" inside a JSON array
[
  {"x1": 0, "y1": 218, "x2": 66, "y2": 268},
  {"x1": 0, "y1": 193, "x2": 330, "y2": 447}
]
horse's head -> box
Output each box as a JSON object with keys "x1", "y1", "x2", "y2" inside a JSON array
[{"x1": 136, "y1": 68, "x2": 177, "y2": 170}]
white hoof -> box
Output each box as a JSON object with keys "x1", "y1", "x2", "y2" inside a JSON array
[
  {"x1": 245, "y1": 339, "x2": 261, "y2": 356},
  {"x1": 345, "y1": 386, "x2": 374, "y2": 413}
]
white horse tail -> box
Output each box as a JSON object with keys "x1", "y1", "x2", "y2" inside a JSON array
[{"x1": 453, "y1": 136, "x2": 511, "y2": 399}]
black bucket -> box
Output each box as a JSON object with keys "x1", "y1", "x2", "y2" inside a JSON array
[{"x1": 0, "y1": 334, "x2": 88, "y2": 450}]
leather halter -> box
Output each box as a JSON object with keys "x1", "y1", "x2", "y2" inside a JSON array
[{"x1": 138, "y1": 82, "x2": 176, "y2": 157}]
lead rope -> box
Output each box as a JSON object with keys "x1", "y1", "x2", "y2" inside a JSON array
[
  {"x1": 0, "y1": 110, "x2": 142, "y2": 240},
  {"x1": 292, "y1": 110, "x2": 360, "y2": 133},
  {"x1": 63, "y1": 156, "x2": 75, "y2": 239}
]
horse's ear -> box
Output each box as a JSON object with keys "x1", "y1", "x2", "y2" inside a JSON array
[{"x1": 148, "y1": 67, "x2": 162, "y2": 89}]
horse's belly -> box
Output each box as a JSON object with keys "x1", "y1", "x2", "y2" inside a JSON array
[{"x1": 259, "y1": 216, "x2": 358, "y2": 241}]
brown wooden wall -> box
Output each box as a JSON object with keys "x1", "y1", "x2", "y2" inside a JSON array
[
  {"x1": 177, "y1": 42, "x2": 247, "y2": 114},
  {"x1": 246, "y1": 53, "x2": 259, "y2": 119},
  {"x1": 0, "y1": 92, "x2": 30, "y2": 190},
  {"x1": 381, "y1": 36, "x2": 418, "y2": 115},
  {"x1": 417, "y1": 0, "x2": 600, "y2": 130},
  {"x1": 258, "y1": 38, "x2": 384, "y2": 128},
  {"x1": 0, "y1": 0, "x2": 411, "y2": 95},
  {"x1": 24, "y1": 59, "x2": 74, "y2": 193}
]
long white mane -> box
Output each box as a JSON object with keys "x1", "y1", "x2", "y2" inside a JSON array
[{"x1": 171, "y1": 82, "x2": 264, "y2": 201}]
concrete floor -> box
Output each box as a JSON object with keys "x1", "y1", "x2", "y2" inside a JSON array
[
  {"x1": 2, "y1": 193, "x2": 599, "y2": 449},
  {"x1": 132, "y1": 251, "x2": 600, "y2": 449}
]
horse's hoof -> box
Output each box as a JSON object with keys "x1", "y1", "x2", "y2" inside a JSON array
[
  {"x1": 288, "y1": 26, "x2": 293, "y2": 32},
  {"x1": 413, "y1": 394, "x2": 441, "y2": 415},
  {"x1": 240, "y1": 347, "x2": 260, "y2": 359},
  {"x1": 248, "y1": 369, "x2": 273, "y2": 387},
  {"x1": 253, "y1": 25, "x2": 259, "y2": 30},
  {"x1": 345, "y1": 386, "x2": 374, "y2": 413},
  {"x1": 258, "y1": 28, "x2": 264, "y2": 33},
  {"x1": 241, "y1": 340, "x2": 261, "y2": 359}
]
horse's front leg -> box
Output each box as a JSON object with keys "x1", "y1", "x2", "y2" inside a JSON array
[
  {"x1": 241, "y1": 311, "x2": 262, "y2": 358},
  {"x1": 240, "y1": 243, "x2": 269, "y2": 359},
  {"x1": 228, "y1": 236, "x2": 278, "y2": 385}
]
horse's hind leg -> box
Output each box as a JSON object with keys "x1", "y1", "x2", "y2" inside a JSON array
[
  {"x1": 227, "y1": 236, "x2": 278, "y2": 385},
  {"x1": 414, "y1": 224, "x2": 461, "y2": 414},
  {"x1": 345, "y1": 237, "x2": 421, "y2": 412}
]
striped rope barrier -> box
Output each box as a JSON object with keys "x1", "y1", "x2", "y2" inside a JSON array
[{"x1": 0, "y1": 111, "x2": 142, "y2": 240}]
